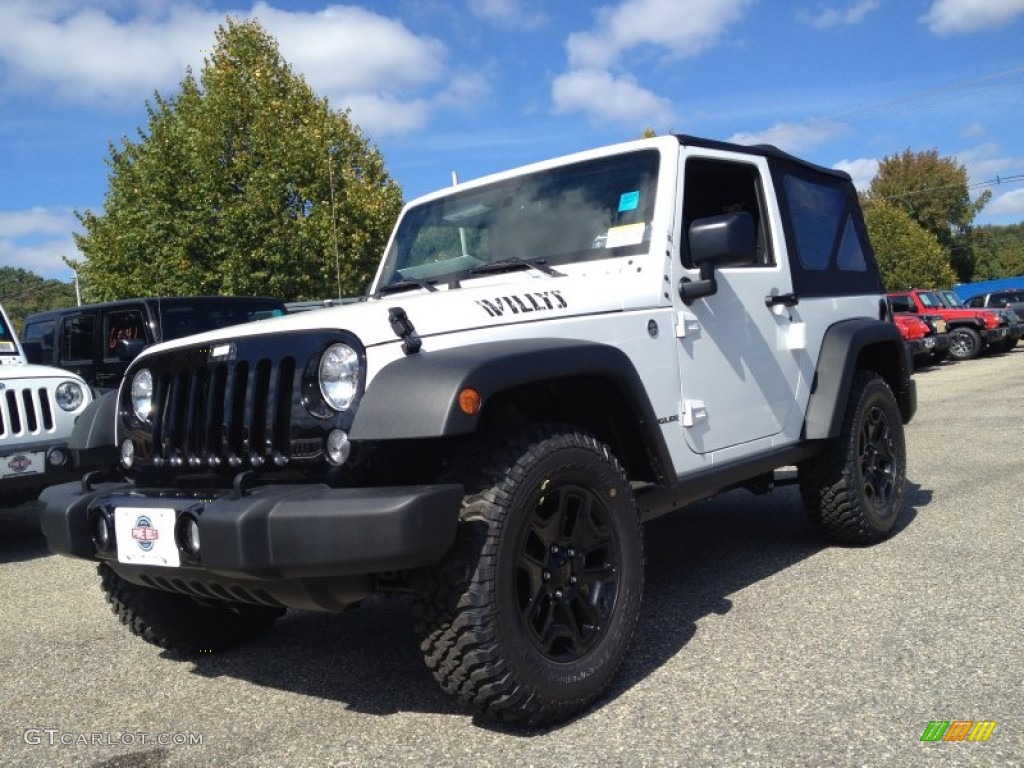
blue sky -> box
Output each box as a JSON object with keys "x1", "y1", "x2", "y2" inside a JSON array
[{"x1": 1, "y1": 0, "x2": 1023, "y2": 283}]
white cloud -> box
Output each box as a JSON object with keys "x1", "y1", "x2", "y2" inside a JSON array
[
  {"x1": 0, "y1": 1, "x2": 459, "y2": 137},
  {"x1": 728, "y1": 120, "x2": 848, "y2": 153},
  {"x1": 986, "y1": 188, "x2": 1024, "y2": 217},
  {"x1": 922, "y1": 0, "x2": 1024, "y2": 34},
  {"x1": 467, "y1": 0, "x2": 546, "y2": 29},
  {"x1": 252, "y1": 4, "x2": 445, "y2": 95},
  {"x1": 567, "y1": 0, "x2": 753, "y2": 70},
  {"x1": 552, "y1": 69, "x2": 675, "y2": 127},
  {"x1": 833, "y1": 157, "x2": 879, "y2": 191},
  {"x1": 0, "y1": 2, "x2": 217, "y2": 104},
  {"x1": 961, "y1": 122, "x2": 987, "y2": 139},
  {"x1": 0, "y1": 207, "x2": 81, "y2": 281},
  {"x1": 553, "y1": 0, "x2": 749, "y2": 125},
  {"x1": 803, "y1": 1, "x2": 880, "y2": 28},
  {"x1": 957, "y1": 142, "x2": 1019, "y2": 181}
]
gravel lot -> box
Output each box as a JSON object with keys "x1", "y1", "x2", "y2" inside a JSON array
[{"x1": 2, "y1": 349, "x2": 1022, "y2": 767}]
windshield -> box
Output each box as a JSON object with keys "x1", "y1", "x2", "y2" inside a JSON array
[
  {"x1": 0, "y1": 314, "x2": 21, "y2": 358},
  {"x1": 939, "y1": 291, "x2": 963, "y2": 307},
  {"x1": 376, "y1": 150, "x2": 660, "y2": 287},
  {"x1": 917, "y1": 291, "x2": 944, "y2": 309}
]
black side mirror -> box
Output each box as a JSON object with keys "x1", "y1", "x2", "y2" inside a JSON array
[
  {"x1": 679, "y1": 212, "x2": 756, "y2": 304},
  {"x1": 115, "y1": 338, "x2": 147, "y2": 362}
]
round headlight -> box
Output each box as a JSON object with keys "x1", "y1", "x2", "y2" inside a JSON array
[
  {"x1": 318, "y1": 343, "x2": 359, "y2": 411},
  {"x1": 55, "y1": 381, "x2": 85, "y2": 412},
  {"x1": 131, "y1": 369, "x2": 154, "y2": 422}
]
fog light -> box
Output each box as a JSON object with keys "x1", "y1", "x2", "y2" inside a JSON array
[
  {"x1": 120, "y1": 440, "x2": 135, "y2": 469},
  {"x1": 90, "y1": 510, "x2": 114, "y2": 554},
  {"x1": 47, "y1": 448, "x2": 68, "y2": 468},
  {"x1": 326, "y1": 430, "x2": 350, "y2": 466},
  {"x1": 175, "y1": 514, "x2": 201, "y2": 560}
]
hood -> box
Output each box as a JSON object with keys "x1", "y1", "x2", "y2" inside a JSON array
[
  {"x1": 0, "y1": 363, "x2": 87, "y2": 384},
  {"x1": 134, "y1": 269, "x2": 655, "y2": 362}
]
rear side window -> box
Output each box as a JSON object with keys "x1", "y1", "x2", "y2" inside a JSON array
[
  {"x1": 773, "y1": 161, "x2": 882, "y2": 297},
  {"x1": 784, "y1": 175, "x2": 868, "y2": 273}
]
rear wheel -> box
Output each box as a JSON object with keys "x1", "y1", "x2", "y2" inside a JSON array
[
  {"x1": 948, "y1": 327, "x2": 982, "y2": 360},
  {"x1": 799, "y1": 372, "x2": 907, "y2": 545},
  {"x1": 99, "y1": 564, "x2": 284, "y2": 653},
  {"x1": 415, "y1": 425, "x2": 644, "y2": 726}
]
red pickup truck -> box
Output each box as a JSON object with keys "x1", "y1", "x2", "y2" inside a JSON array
[{"x1": 887, "y1": 289, "x2": 1008, "y2": 360}]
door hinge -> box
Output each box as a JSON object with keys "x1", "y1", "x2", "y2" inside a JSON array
[
  {"x1": 682, "y1": 399, "x2": 707, "y2": 427},
  {"x1": 675, "y1": 310, "x2": 700, "y2": 338}
]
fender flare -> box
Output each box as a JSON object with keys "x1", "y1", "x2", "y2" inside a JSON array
[
  {"x1": 69, "y1": 389, "x2": 118, "y2": 451},
  {"x1": 350, "y1": 337, "x2": 669, "y2": 460},
  {"x1": 803, "y1": 318, "x2": 914, "y2": 440}
]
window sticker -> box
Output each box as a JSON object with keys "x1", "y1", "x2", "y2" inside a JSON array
[
  {"x1": 605, "y1": 222, "x2": 646, "y2": 248},
  {"x1": 618, "y1": 190, "x2": 640, "y2": 213}
]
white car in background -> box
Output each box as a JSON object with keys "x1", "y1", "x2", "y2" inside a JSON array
[{"x1": 1, "y1": 303, "x2": 93, "y2": 506}]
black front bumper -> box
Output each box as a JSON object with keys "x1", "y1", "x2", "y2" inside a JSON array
[{"x1": 40, "y1": 480, "x2": 463, "y2": 589}]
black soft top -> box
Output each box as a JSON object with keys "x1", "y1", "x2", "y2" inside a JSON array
[{"x1": 674, "y1": 134, "x2": 852, "y2": 183}]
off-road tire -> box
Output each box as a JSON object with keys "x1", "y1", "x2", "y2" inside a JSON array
[
  {"x1": 99, "y1": 563, "x2": 284, "y2": 653},
  {"x1": 415, "y1": 425, "x2": 643, "y2": 727},
  {"x1": 798, "y1": 372, "x2": 906, "y2": 545},
  {"x1": 948, "y1": 327, "x2": 982, "y2": 360}
]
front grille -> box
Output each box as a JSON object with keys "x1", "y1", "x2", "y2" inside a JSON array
[
  {"x1": 124, "y1": 331, "x2": 360, "y2": 473},
  {"x1": 151, "y1": 355, "x2": 296, "y2": 466},
  {"x1": 0, "y1": 386, "x2": 55, "y2": 438}
]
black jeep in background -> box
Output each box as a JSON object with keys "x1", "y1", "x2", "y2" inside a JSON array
[{"x1": 21, "y1": 296, "x2": 286, "y2": 391}]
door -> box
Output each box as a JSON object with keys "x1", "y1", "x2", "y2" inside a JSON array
[{"x1": 673, "y1": 153, "x2": 802, "y2": 455}]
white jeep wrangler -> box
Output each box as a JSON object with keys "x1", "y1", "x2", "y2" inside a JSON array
[
  {"x1": 41, "y1": 135, "x2": 915, "y2": 725},
  {"x1": 1, "y1": 303, "x2": 93, "y2": 506}
]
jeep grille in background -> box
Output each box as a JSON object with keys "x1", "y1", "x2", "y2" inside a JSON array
[{"x1": 0, "y1": 386, "x2": 55, "y2": 438}]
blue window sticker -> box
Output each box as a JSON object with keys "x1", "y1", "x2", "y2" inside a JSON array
[{"x1": 618, "y1": 190, "x2": 640, "y2": 213}]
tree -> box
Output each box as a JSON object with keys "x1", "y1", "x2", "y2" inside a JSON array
[
  {"x1": 0, "y1": 267, "x2": 77, "y2": 335},
  {"x1": 973, "y1": 223, "x2": 1024, "y2": 280},
  {"x1": 867, "y1": 148, "x2": 989, "y2": 282},
  {"x1": 73, "y1": 19, "x2": 403, "y2": 303},
  {"x1": 862, "y1": 200, "x2": 956, "y2": 291}
]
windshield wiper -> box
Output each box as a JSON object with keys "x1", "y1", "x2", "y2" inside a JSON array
[
  {"x1": 376, "y1": 278, "x2": 437, "y2": 296},
  {"x1": 470, "y1": 257, "x2": 562, "y2": 277}
]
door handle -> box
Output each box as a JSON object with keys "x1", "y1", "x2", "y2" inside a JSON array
[{"x1": 765, "y1": 292, "x2": 799, "y2": 308}]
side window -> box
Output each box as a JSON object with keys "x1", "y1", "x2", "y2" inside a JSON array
[
  {"x1": 888, "y1": 295, "x2": 914, "y2": 313},
  {"x1": 681, "y1": 158, "x2": 773, "y2": 268},
  {"x1": 22, "y1": 321, "x2": 55, "y2": 361},
  {"x1": 776, "y1": 163, "x2": 882, "y2": 297},
  {"x1": 784, "y1": 175, "x2": 868, "y2": 273},
  {"x1": 964, "y1": 296, "x2": 982, "y2": 308},
  {"x1": 60, "y1": 314, "x2": 95, "y2": 363},
  {"x1": 102, "y1": 308, "x2": 146, "y2": 358}
]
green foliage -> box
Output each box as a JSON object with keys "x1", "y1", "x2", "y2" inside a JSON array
[
  {"x1": 0, "y1": 267, "x2": 77, "y2": 335},
  {"x1": 862, "y1": 200, "x2": 957, "y2": 291},
  {"x1": 867, "y1": 148, "x2": 989, "y2": 282},
  {"x1": 73, "y1": 18, "x2": 403, "y2": 303},
  {"x1": 973, "y1": 223, "x2": 1024, "y2": 280}
]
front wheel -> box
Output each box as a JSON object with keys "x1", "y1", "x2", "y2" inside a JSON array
[
  {"x1": 948, "y1": 327, "x2": 982, "y2": 360},
  {"x1": 798, "y1": 372, "x2": 907, "y2": 545},
  {"x1": 415, "y1": 426, "x2": 644, "y2": 727}
]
